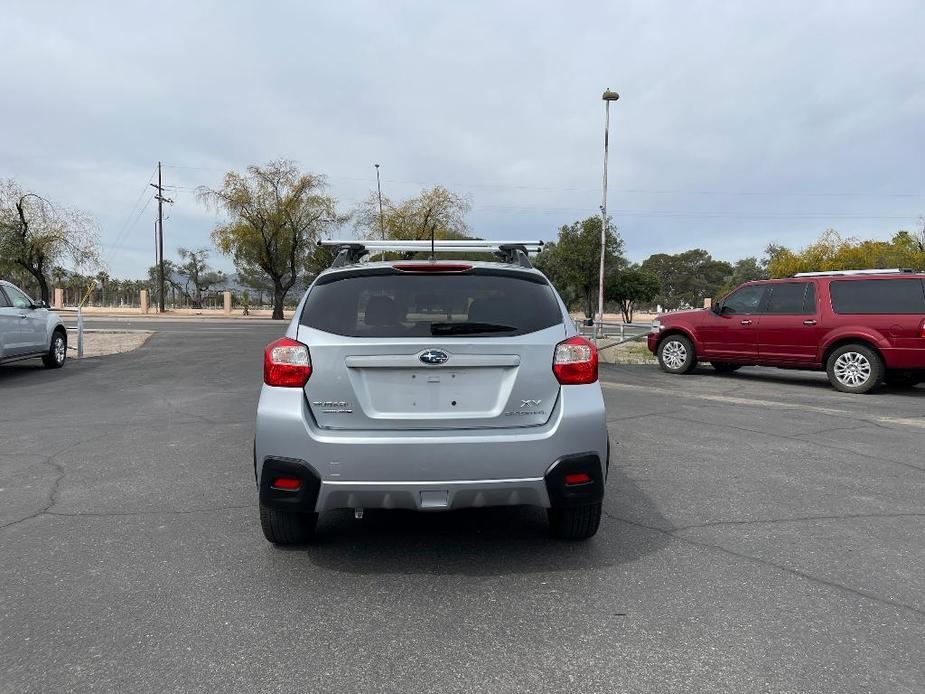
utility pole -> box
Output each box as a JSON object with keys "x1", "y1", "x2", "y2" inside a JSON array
[
  {"x1": 598, "y1": 89, "x2": 620, "y2": 329},
  {"x1": 150, "y1": 162, "x2": 173, "y2": 313},
  {"x1": 374, "y1": 163, "x2": 385, "y2": 239}
]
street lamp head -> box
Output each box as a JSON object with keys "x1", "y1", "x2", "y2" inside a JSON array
[
  {"x1": 374, "y1": 163, "x2": 380, "y2": 169},
  {"x1": 602, "y1": 89, "x2": 620, "y2": 101}
]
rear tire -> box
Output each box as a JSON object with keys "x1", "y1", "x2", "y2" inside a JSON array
[
  {"x1": 548, "y1": 502, "x2": 602, "y2": 540},
  {"x1": 710, "y1": 362, "x2": 741, "y2": 373},
  {"x1": 826, "y1": 344, "x2": 883, "y2": 394},
  {"x1": 259, "y1": 503, "x2": 318, "y2": 545},
  {"x1": 42, "y1": 330, "x2": 67, "y2": 369},
  {"x1": 657, "y1": 335, "x2": 697, "y2": 374}
]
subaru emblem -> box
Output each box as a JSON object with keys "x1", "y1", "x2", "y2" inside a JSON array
[{"x1": 419, "y1": 349, "x2": 449, "y2": 365}]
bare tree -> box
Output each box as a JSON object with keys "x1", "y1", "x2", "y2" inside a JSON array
[
  {"x1": 354, "y1": 185, "x2": 471, "y2": 241},
  {"x1": 0, "y1": 179, "x2": 101, "y2": 303}
]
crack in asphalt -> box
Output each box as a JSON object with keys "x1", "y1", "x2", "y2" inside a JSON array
[{"x1": 602, "y1": 509, "x2": 925, "y2": 619}]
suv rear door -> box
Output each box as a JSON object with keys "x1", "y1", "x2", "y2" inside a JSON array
[
  {"x1": 829, "y1": 277, "x2": 925, "y2": 354},
  {"x1": 296, "y1": 267, "x2": 566, "y2": 431},
  {"x1": 756, "y1": 281, "x2": 823, "y2": 363}
]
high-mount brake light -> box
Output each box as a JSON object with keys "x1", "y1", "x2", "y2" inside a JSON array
[
  {"x1": 391, "y1": 263, "x2": 473, "y2": 272},
  {"x1": 553, "y1": 336, "x2": 598, "y2": 385},
  {"x1": 264, "y1": 337, "x2": 312, "y2": 388}
]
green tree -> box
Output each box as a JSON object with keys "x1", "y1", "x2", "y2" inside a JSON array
[
  {"x1": 533, "y1": 216, "x2": 626, "y2": 318},
  {"x1": 606, "y1": 269, "x2": 660, "y2": 323},
  {"x1": 0, "y1": 179, "x2": 101, "y2": 304},
  {"x1": 718, "y1": 256, "x2": 769, "y2": 295},
  {"x1": 640, "y1": 249, "x2": 733, "y2": 309},
  {"x1": 197, "y1": 160, "x2": 340, "y2": 319},
  {"x1": 764, "y1": 228, "x2": 925, "y2": 278}
]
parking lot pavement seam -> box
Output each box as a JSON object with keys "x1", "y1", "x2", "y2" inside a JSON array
[
  {"x1": 44, "y1": 504, "x2": 254, "y2": 519},
  {"x1": 601, "y1": 381, "x2": 925, "y2": 430},
  {"x1": 650, "y1": 411, "x2": 925, "y2": 476},
  {"x1": 602, "y1": 510, "x2": 925, "y2": 619},
  {"x1": 672, "y1": 511, "x2": 925, "y2": 532}
]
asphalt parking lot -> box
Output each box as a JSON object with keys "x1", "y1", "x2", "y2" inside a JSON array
[{"x1": 2, "y1": 321, "x2": 924, "y2": 693}]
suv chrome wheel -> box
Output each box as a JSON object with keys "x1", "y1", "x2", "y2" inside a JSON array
[
  {"x1": 833, "y1": 351, "x2": 871, "y2": 387},
  {"x1": 661, "y1": 340, "x2": 687, "y2": 370}
]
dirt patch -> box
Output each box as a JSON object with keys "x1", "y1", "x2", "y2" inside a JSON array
[
  {"x1": 68, "y1": 330, "x2": 153, "y2": 358},
  {"x1": 599, "y1": 340, "x2": 657, "y2": 365}
]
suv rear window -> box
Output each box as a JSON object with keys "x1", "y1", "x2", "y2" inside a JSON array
[
  {"x1": 830, "y1": 278, "x2": 925, "y2": 314},
  {"x1": 300, "y1": 269, "x2": 562, "y2": 337}
]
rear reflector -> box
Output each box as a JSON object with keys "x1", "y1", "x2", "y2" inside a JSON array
[
  {"x1": 392, "y1": 263, "x2": 473, "y2": 272},
  {"x1": 264, "y1": 337, "x2": 312, "y2": 388},
  {"x1": 564, "y1": 472, "x2": 592, "y2": 486},
  {"x1": 271, "y1": 477, "x2": 301, "y2": 491},
  {"x1": 553, "y1": 336, "x2": 598, "y2": 385}
]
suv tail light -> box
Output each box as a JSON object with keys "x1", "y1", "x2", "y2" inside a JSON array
[
  {"x1": 553, "y1": 336, "x2": 598, "y2": 385},
  {"x1": 920, "y1": 319, "x2": 925, "y2": 339},
  {"x1": 264, "y1": 337, "x2": 311, "y2": 387}
]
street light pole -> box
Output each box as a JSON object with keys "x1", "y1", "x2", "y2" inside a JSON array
[
  {"x1": 598, "y1": 89, "x2": 620, "y2": 328},
  {"x1": 374, "y1": 163, "x2": 385, "y2": 240}
]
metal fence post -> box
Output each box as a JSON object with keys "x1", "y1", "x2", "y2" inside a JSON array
[{"x1": 77, "y1": 308, "x2": 84, "y2": 359}]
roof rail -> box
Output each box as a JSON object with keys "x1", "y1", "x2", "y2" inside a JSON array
[
  {"x1": 319, "y1": 239, "x2": 545, "y2": 269},
  {"x1": 793, "y1": 268, "x2": 916, "y2": 277}
]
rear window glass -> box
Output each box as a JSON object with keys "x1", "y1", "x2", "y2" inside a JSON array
[
  {"x1": 830, "y1": 278, "x2": 925, "y2": 314},
  {"x1": 765, "y1": 282, "x2": 815, "y2": 314},
  {"x1": 300, "y1": 270, "x2": 562, "y2": 337}
]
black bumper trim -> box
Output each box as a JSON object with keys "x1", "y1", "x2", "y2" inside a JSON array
[
  {"x1": 544, "y1": 452, "x2": 605, "y2": 508},
  {"x1": 258, "y1": 457, "x2": 322, "y2": 513}
]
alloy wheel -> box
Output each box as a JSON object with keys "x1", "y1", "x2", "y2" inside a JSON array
[
  {"x1": 54, "y1": 336, "x2": 66, "y2": 365},
  {"x1": 662, "y1": 340, "x2": 687, "y2": 370},
  {"x1": 833, "y1": 351, "x2": 871, "y2": 387}
]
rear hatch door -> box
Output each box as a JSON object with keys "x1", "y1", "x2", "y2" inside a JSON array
[{"x1": 297, "y1": 266, "x2": 566, "y2": 431}]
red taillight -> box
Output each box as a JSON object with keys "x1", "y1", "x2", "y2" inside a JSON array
[
  {"x1": 920, "y1": 320, "x2": 925, "y2": 338},
  {"x1": 553, "y1": 336, "x2": 598, "y2": 385},
  {"x1": 564, "y1": 472, "x2": 592, "y2": 486},
  {"x1": 271, "y1": 477, "x2": 301, "y2": 491},
  {"x1": 392, "y1": 263, "x2": 473, "y2": 272},
  {"x1": 264, "y1": 337, "x2": 312, "y2": 388}
]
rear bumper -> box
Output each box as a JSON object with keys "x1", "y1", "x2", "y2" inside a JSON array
[
  {"x1": 259, "y1": 452, "x2": 605, "y2": 514},
  {"x1": 255, "y1": 384, "x2": 608, "y2": 512}
]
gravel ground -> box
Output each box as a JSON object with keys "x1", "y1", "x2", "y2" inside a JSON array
[{"x1": 67, "y1": 330, "x2": 153, "y2": 358}]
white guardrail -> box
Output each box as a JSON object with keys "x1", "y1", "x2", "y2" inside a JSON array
[{"x1": 574, "y1": 319, "x2": 656, "y2": 347}]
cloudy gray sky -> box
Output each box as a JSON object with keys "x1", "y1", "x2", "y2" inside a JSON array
[{"x1": 4, "y1": 0, "x2": 924, "y2": 278}]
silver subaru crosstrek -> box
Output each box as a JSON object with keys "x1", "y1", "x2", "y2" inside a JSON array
[
  {"x1": 254, "y1": 241, "x2": 608, "y2": 544},
  {"x1": 0, "y1": 280, "x2": 67, "y2": 369}
]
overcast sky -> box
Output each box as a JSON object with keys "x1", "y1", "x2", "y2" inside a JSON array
[{"x1": 4, "y1": 1, "x2": 924, "y2": 278}]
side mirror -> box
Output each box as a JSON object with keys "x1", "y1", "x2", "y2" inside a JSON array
[
  {"x1": 31, "y1": 299, "x2": 49, "y2": 309},
  {"x1": 711, "y1": 302, "x2": 722, "y2": 315},
  {"x1": 583, "y1": 318, "x2": 594, "y2": 327}
]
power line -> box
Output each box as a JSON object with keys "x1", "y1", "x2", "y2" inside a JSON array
[{"x1": 104, "y1": 164, "x2": 158, "y2": 266}]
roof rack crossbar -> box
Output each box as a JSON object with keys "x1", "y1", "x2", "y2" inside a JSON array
[
  {"x1": 793, "y1": 268, "x2": 916, "y2": 277},
  {"x1": 320, "y1": 239, "x2": 545, "y2": 269}
]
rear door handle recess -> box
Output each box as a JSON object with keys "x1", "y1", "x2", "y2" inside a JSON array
[
  {"x1": 740, "y1": 319, "x2": 752, "y2": 326},
  {"x1": 803, "y1": 320, "x2": 817, "y2": 326}
]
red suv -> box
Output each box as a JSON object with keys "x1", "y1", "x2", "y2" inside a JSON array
[{"x1": 647, "y1": 270, "x2": 925, "y2": 393}]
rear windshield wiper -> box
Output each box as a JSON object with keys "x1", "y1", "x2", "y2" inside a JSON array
[{"x1": 430, "y1": 322, "x2": 518, "y2": 335}]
